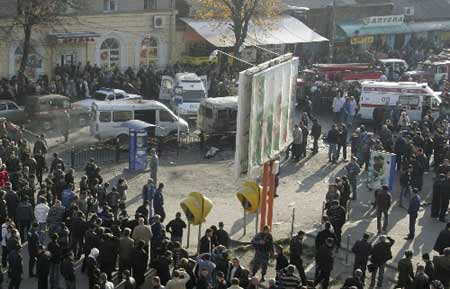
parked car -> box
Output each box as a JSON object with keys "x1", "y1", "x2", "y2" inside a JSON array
[
  {"x1": 0, "y1": 100, "x2": 27, "y2": 124},
  {"x1": 26, "y1": 94, "x2": 89, "y2": 130},
  {"x1": 72, "y1": 88, "x2": 142, "y2": 112}
]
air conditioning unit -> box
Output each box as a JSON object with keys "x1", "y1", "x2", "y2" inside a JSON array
[
  {"x1": 404, "y1": 6, "x2": 414, "y2": 16},
  {"x1": 154, "y1": 16, "x2": 165, "y2": 28}
]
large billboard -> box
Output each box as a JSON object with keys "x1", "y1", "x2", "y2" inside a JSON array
[{"x1": 236, "y1": 54, "x2": 299, "y2": 176}]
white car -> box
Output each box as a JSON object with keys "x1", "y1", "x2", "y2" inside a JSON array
[{"x1": 73, "y1": 88, "x2": 142, "y2": 112}]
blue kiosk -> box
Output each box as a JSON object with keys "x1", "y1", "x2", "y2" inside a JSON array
[{"x1": 121, "y1": 120, "x2": 156, "y2": 171}]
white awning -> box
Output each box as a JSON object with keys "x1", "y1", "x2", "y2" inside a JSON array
[{"x1": 180, "y1": 15, "x2": 328, "y2": 48}]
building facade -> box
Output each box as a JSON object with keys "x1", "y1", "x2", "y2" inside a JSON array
[{"x1": 0, "y1": 0, "x2": 180, "y2": 80}]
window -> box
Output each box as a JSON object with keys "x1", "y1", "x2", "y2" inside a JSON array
[
  {"x1": 115, "y1": 93, "x2": 125, "y2": 100},
  {"x1": 144, "y1": 0, "x2": 156, "y2": 9},
  {"x1": 159, "y1": 110, "x2": 174, "y2": 122},
  {"x1": 135, "y1": 109, "x2": 156, "y2": 123},
  {"x1": 218, "y1": 110, "x2": 228, "y2": 120},
  {"x1": 100, "y1": 38, "x2": 120, "y2": 69},
  {"x1": 140, "y1": 37, "x2": 158, "y2": 65},
  {"x1": 113, "y1": 111, "x2": 132, "y2": 122},
  {"x1": 7, "y1": 103, "x2": 18, "y2": 110},
  {"x1": 99, "y1": 112, "x2": 112, "y2": 122},
  {"x1": 103, "y1": 0, "x2": 117, "y2": 11},
  {"x1": 0, "y1": 104, "x2": 6, "y2": 111},
  {"x1": 204, "y1": 107, "x2": 213, "y2": 118}
]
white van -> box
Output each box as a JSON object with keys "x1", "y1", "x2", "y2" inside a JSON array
[
  {"x1": 90, "y1": 99, "x2": 189, "y2": 142},
  {"x1": 159, "y1": 73, "x2": 208, "y2": 119},
  {"x1": 359, "y1": 81, "x2": 441, "y2": 121}
]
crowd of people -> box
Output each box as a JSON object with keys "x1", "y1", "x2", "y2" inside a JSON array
[{"x1": 0, "y1": 61, "x2": 237, "y2": 107}]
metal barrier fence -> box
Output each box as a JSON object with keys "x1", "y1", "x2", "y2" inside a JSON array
[{"x1": 60, "y1": 144, "x2": 127, "y2": 169}]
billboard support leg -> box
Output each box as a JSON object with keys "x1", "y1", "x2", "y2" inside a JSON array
[
  {"x1": 197, "y1": 223, "x2": 202, "y2": 254},
  {"x1": 267, "y1": 160, "x2": 275, "y2": 229},
  {"x1": 243, "y1": 209, "x2": 247, "y2": 236},
  {"x1": 186, "y1": 223, "x2": 190, "y2": 249},
  {"x1": 260, "y1": 163, "x2": 269, "y2": 231}
]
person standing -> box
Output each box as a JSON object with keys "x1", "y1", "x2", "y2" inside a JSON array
[
  {"x1": 439, "y1": 173, "x2": 450, "y2": 222},
  {"x1": 153, "y1": 183, "x2": 166, "y2": 222},
  {"x1": 61, "y1": 251, "x2": 76, "y2": 289},
  {"x1": 431, "y1": 174, "x2": 447, "y2": 219},
  {"x1": 406, "y1": 188, "x2": 421, "y2": 240},
  {"x1": 251, "y1": 225, "x2": 274, "y2": 282},
  {"x1": 314, "y1": 237, "x2": 335, "y2": 289},
  {"x1": 216, "y1": 222, "x2": 230, "y2": 248},
  {"x1": 310, "y1": 119, "x2": 321, "y2": 154},
  {"x1": 7, "y1": 243, "x2": 23, "y2": 289},
  {"x1": 16, "y1": 195, "x2": 33, "y2": 242},
  {"x1": 336, "y1": 124, "x2": 348, "y2": 161},
  {"x1": 142, "y1": 179, "x2": 156, "y2": 220},
  {"x1": 346, "y1": 156, "x2": 361, "y2": 200},
  {"x1": 399, "y1": 164, "x2": 414, "y2": 208},
  {"x1": 299, "y1": 122, "x2": 309, "y2": 159},
  {"x1": 375, "y1": 186, "x2": 392, "y2": 234},
  {"x1": 289, "y1": 230, "x2": 307, "y2": 285},
  {"x1": 62, "y1": 111, "x2": 70, "y2": 143},
  {"x1": 123, "y1": 270, "x2": 136, "y2": 289},
  {"x1": 34, "y1": 197, "x2": 50, "y2": 243},
  {"x1": 351, "y1": 233, "x2": 372, "y2": 280},
  {"x1": 36, "y1": 246, "x2": 51, "y2": 289},
  {"x1": 131, "y1": 240, "x2": 148, "y2": 288},
  {"x1": 434, "y1": 223, "x2": 450, "y2": 255},
  {"x1": 119, "y1": 228, "x2": 134, "y2": 281},
  {"x1": 199, "y1": 229, "x2": 213, "y2": 254},
  {"x1": 166, "y1": 212, "x2": 187, "y2": 243},
  {"x1": 370, "y1": 235, "x2": 395, "y2": 288},
  {"x1": 292, "y1": 125, "x2": 303, "y2": 162},
  {"x1": 47, "y1": 233, "x2": 62, "y2": 289},
  {"x1": 412, "y1": 263, "x2": 430, "y2": 289},
  {"x1": 327, "y1": 125, "x2": 338, "y2": 163},
  {"x1": 132, "y1": 217, "x2": 152, "y2": 254},
  {"x1": 27, "y1": 223, "x2": 40, "y2": 278},
  {"x1": 397, "y1": 250, "x2": 414, "y2": 289},
  {"x1": 150, "y1": 149, "x2": 159, "y2": 184},
  {"x1": 326, "y1": 200, "x2": 346, "y2": 248}
]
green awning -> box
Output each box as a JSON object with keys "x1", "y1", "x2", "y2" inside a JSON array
[{"x1": 337, "y1": 21, "x2": 410, "y2": 38}]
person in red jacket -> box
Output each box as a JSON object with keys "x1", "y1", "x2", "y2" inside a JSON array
[{"x1": 0, "y1": 164, "x2": 9, "y2": 188}]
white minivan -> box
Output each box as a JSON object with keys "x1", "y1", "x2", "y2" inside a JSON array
[{"x1": 90, "y1": 99, "x2": 189, "y2": 143}]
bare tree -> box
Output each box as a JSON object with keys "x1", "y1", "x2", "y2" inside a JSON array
[
  {"x1": 194, "y1": 0, "x2": 281, "y2": 57},
  {"x1": 12, "y1": 0, "x2": 79, "y2": 74}
]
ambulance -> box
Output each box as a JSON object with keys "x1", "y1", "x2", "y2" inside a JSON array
[{"x1": 359, "y1": 81, "x2": 442, "y2": 121}]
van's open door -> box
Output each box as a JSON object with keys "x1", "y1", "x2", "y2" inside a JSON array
[{"x1": 159, "y1": 76, "x2": 174, "y2": 101}]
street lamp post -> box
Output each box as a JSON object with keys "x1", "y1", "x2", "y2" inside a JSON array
[{"x1": 174, "y1": 86, "x2": 183, "y2": 157}]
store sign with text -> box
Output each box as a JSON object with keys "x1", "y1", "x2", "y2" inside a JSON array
[
  {"x1": 363, "y1": 15, "x2": 405, "y2": 26},
  {"x1": 351, "y1": 36, "x2": 374, "y2": 45}
]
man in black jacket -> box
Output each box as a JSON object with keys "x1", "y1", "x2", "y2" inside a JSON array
[
  {"x1": 16, "y1": 195, "x2": 34, "y2": 240},
  {"x1": 166, "y1": 212, "x2": 186, "y2": 243},
  {"x1": 61, "y1": 251, "x2": 76, "y2": 289},
  {"x1": 5, "y1": 183, "x2": 18, "y2": 222},
  {"x1": 37, "y1": 245, "x2": 51, "y2": 289},
  {"x1": 311, "y1": 118, "x2": 321, "y2": 154},
  {"x1": 327, "y1": 125, "x2": 339, "y2": 163},
  {"x1": 289, "y1": 230, "x2": 307, "y2": 284},
  {"x1": 8, "y1": 243, "x2": 23, "y2": 289},
  {"x1": 48, "y1": 233, "x2": 62, "y2": 289},
  {"x1": 216, "y1": 222, "x2": 230, "y2": 248},
  {"x1": 315, "y1": 222, "x2": 336, "y2": 250},
  {"x1": 351, "y1": 233, "x2": 372, "y2": 280},
  {"x1": 70, "y1": 211, "x2": 86, "y2": 260},
  {"x1": 370, "y1": 235, "x2": 395, "y2": 288},
  {"x1": 27, "y1": 222, "x2": 41, "y2": 278},
  {"x1": 314, "y1": 237, "x2": 335, "y2": 289},
  {"x1": 326, "y1": 200, "x2": 346, "y2": 248},
  {"x1": 434, "y1": 223, "x2": 450, "y2": 255},
  {"x1": 251, "y1": 225, "x2": 274, "y2": 282}
]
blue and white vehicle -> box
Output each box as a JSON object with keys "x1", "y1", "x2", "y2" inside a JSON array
[{"x1": 159, "y1": 73, "x2": 208, "y2": 120}]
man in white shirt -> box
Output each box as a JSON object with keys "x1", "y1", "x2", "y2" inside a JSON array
[
  {"x1": 34, "y1": 197, "x2": 50, "y2": 243},
  {"x1": 332, "y1": 94, "x2": 345, "y2": 123}
]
